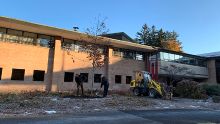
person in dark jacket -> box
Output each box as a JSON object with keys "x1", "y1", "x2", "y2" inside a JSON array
[
  {"x1": 75, "y1": 74, "x2": 84, "y2": 96},
  {"x1": 101, "y1": 75, "x2": 109, "y2": 97}
]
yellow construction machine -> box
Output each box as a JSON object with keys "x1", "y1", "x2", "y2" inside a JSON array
[{"x1": 130, "y1": 71, "x2": 165, "y2": 98}]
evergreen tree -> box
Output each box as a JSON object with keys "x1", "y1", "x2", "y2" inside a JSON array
[{"x1": 136, "y1": 24, "x2": 183, "y2": 52}]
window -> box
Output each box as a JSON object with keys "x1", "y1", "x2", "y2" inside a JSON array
[
  {"x1": 115, "y1": 75, "x2": 122, "y2": 84},
  {"x1": 7, "y1": 29, "x2": 23, "y2": 36},
  {"x1": 189, "y1": 58, "x2": 196, "y2": 65},
  {"x1": 123, "y1": 51, "x2": 134, "y2": 59},
  {"x1": 94, "y1": 74, "x2": 102, "y2": 83},
  {"x1": 33, "y1": 70, "x2": 45, "y2": 81},
  {"x1": 174, "y1": 54, "x2": 180, "y2": 62},
  {"x1": 62, "y1": 39, "x2": 75, "y2": 50},
  {"x1": 160, "y1": 52, "x2": 164, "y2": 60},
  {"x1": 62, "y1": 39, "x2": 93, "y2": 53},
  {"x1": 11, "y1": 69, "x2": 25, "y2": 80},
  {"x1": 136, "y1": 52, "x2": 144, "y2": 60},
  {"x1": 0, "y1": 27, "x2": 7, "y2": 34},
  {"x1": 163, "y1": 52, "x2": 169, "y2": 61},
  {"x1": 113, "y1": 49, "x2": 123, "y2": 57},
  {"x1": 126, "y1": 76, "x2": 132, "y2": 84},
  {"x1": 198, "y1": 59, "x2": 206, "y2": 67},
  {"x1": 0, "y1": 68, "x2": 2, "y2": 80},
  {"x1": 169, "y1": 54, "x2": 175, "y2": 61},
  {"x1": 23, "y1": 32, "x2": 37, "y2": 38},
  {"x1": 23, "y1": 32, "x2": 37, "y2": 45},
  {"x1": 64, "y1": 72, "x2": 74, "y2": 82},
  {"x1": 37, "y1": 35, "x2": 54, "y2": 47},
  {"x1": 181, "y1": 57, "x2": 189, "y2": 64},
  {"x1": 80, "y1": 73, "x2": 88, "y2": 83}
]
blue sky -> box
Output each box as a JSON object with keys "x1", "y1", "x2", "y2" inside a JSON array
[{"x1": 0, "y1": 0, "x2": 219, "y2": 54}]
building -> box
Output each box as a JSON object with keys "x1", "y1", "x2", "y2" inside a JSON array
[
  {"x1": 102, "y1": 32, "x2": 209, "y2": 84},
  {"x1": 0, "y1": 16, "x2": 217, "y2": 93},
  {"x1": 200, "y1": 52, "x2": 220, "y2": 84}
]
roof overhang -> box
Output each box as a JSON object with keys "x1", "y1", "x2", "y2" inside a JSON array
[{"x1": 0, "y1": 16, "x2": 155, "y2": 52}]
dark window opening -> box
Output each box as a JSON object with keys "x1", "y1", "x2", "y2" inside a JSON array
[
  {"x1": 64, "y1": 72, "x2": 74, "y2": 82},
  {"x1": 33, "y1": 70, "x2": 45, "y2": 81},
  {"x1": 0, "y1": 68, "x2": 2, "y2": 80},
  {"x1": 126, "y1": 76, "x2": 132, "y2": 84},
  {"x1": 11, "y1": 69, "x2": 25, "y2": 80},
  {"x1": 115, "y1": 75, "x2": 122, "y2": 84},
  {"x1": 80, "y1": 73, "x2": 88, "y2": 83},
  {"x1": 94, "y1": 74, "x2": 102, "y2": 83}
]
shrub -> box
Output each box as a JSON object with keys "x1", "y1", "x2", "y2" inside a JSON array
[
  {"x1": 212, "y1": 96, "x2": 220, "y2": 103},
  {"x1": 175, "y1": 80, "x2": 207, "y2": 99},
  {"x1": 202, "y1": 84, "x2": 220, "y2": 96}
]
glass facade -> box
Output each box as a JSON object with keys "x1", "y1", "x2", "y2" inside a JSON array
[
  {"x1": 0, "y1": 27, "x2": 54, "y2": 48},
  {"x1": 159, "y1": 51, "x2": 207, "y2": 67},
  {"x1": 62, "y1": 38, "x2": 104, "y2": 53}
]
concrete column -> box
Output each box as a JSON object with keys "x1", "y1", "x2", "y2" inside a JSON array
[
  {"x1": 51, "y1": 37, "x2": 64, "y2": 92},
  {"x1": 206, "y1": 59, "x2": 217, "y2": 84},
  {"x1": 45, "y1": 36, "x2": 62, "y2": 92},
  {"x1": 104, "y1": 46, "x2": 109, "y2": 79}
]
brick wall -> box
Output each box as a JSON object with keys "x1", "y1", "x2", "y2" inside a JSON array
[
  {"x1": 0, "y1": 40, "x2": 146, "y2": 93},
  {"x1": 108, "y1": 48, "x2": 146, "y2": 91},
  {"x1": 0, "y1": 42, "x2": 50, "y2": 92}
]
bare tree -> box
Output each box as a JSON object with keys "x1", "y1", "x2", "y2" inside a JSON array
[
  {"x1": 160, "y1": 64, "x2": 193, "y2": 86},
  {"x1": 64, "y1": 16, "x2": 109, "y2": 95},
  {"x1": 160, "y1": 64, "x2": 193, "y2": 100},
  {"x1": 83, "y1": 17, "x2": 109, "y2": 93}
]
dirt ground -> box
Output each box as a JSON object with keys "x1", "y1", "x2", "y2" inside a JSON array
[{"x1": 0, "y1": 93, "x2": 220, "y2": 118}]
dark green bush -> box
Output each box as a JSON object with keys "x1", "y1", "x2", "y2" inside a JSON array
[
  {"x1": 202, "y1": 84, "x2": 220, "y2": 96},
  {"x1": 175, "y1": 80, "x2": 207, "y2": 99},
  {"x1": 212, "y1": 96, "x2": 220, "y2": 103}
]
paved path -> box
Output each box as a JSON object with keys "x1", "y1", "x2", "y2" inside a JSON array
[{"x1": 1, "y1": 109, "x2": 220, "y2": 124}]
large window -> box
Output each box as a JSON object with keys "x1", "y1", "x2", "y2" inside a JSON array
[
  {"x1": 113, "y1": 48, "x2": 123, "y2": 57},
  {"x1": 11, "y1": 69, "x2": 25, "y2": 81},
  {"x1": 112, "y1": 48, "x2": 144, "y2": 61},
  {"x1": 94, "y1": 74, "x2": 102, "y2": 83},
  {"x1": 163, "y1": 52, "x2": 169, "y2": 61},
  {"x1": 64, "y1": 72, "x2": 74, "y2": 82},
  {"x1": 0, "y1": 27, "x2": 54, "y2": 48},
  {"x1": 136, "y1": 52, "x2": 144, "y2": 61},
  {"x1": 115, "y1": 75, "x2": 122, "y2": 84},
  {"x1": 123, "y1": 51, "x2": 134, "y2": 59},
  {"x1": 62, "y1": 39, "x2": 104, "y2": 53},
  {"x1": 0, "y1": 68, "x2": 2, "y2": 80},
  {"x1": 159, "y1": 52, "x2": 206, "y2": 67},
  {"x1": 37, "y1": 34, "x2": 54, "y2": 48},
  {"x1": 0, "y1": 27, "x2": 6, "y2": 34},
  {"x1": 33, "y1": 70, "x2": 45, "y2": 81}
]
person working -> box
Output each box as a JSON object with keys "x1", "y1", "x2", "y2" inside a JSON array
[
  {"x1": 75, "y1": 74, "x2": 84, "y2": 96},
  {"x1": 101, "y1": 75, "x2": 109, "y2": 97}
]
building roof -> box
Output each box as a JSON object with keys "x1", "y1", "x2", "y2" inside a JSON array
[
  {"x1": 101, "y1": 32, "x2": 136, "y2": 42},
  {"x1": 0, "y1": 16, "x2": 155, "y2": 52},
  {"x1": 199, "y1": 51, "x2": 220, "y2": 58}
]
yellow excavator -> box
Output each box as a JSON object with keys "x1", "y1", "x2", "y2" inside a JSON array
[{"x1": 130, "y1": 71, "x2": 166, "y2": 98}]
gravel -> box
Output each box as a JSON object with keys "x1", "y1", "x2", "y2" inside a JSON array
[{"x1": 0, "y1": 93, "x2": 220, "y2": 117}]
